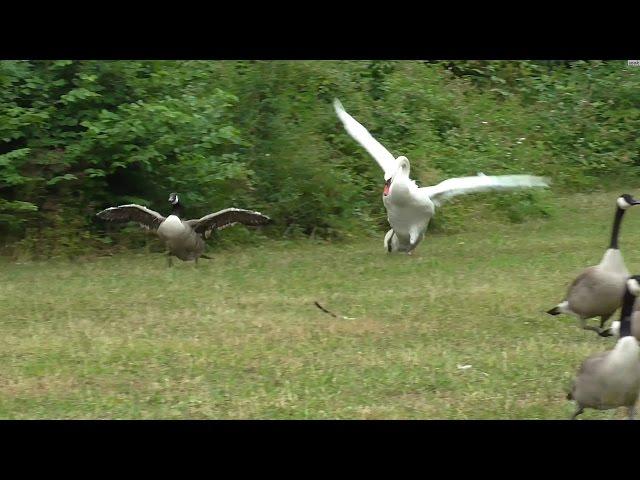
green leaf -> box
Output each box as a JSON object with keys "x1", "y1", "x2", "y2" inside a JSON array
[
  {"x1": 46, "y1": 174, "x2": 78, "y2": 185},
  {"x1": 84, "y1": 168, "x2": 106, "y2": 178},
  {"x1": 52, "y1": 60, "x2": 74, "y2": 68}
]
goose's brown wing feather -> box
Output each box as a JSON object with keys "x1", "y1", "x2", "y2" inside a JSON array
[
  {"x1": 576, "y1": 351, "x2": 609, "y2": 376},
  {"x1": 96, "y1": 204, "x2": 166, "y2": 231},
  {"x1": 187, "y1": 208, "x2": 271, "y2": 235}
]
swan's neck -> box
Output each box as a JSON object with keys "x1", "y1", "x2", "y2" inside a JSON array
[
  {"x1": 389, "y1": 174, "x2": 412, "y2": 199},
  {"x1": 396, "y1": 158, "x2": 410, "y2": 180}
]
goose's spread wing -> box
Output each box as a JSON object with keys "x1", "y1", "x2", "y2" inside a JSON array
[
  {"x1": 96, "y1": 204, "x2": 165, "y2": 230},
  {"x1": 187, "y1": 208, "x2": 271, "y2": 235},
  {"x1": 421, "y1": 174, "x2": 549, "y2": 207},
  {"x1": 333, "y1": 99, "x2": 397, "y2": 177},
  {"x1": 568, "y1": 351, "x2": 609, "y2": 400},
  {"x1": 576, "y1": 351, "x2": 609, "y2": 376}
]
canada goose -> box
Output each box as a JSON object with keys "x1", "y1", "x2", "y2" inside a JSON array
[
  {"x1": 97, "y1": 193, "x2": 271, "y2": 266},
  {"x1": 602, "y1": 301, "x2": 640, "y2": 340},
  {"x1": 333, "y1": 99, "x2": 549, "y2": 254},
  {"x1": 547, "y1": 194, "x2": 640, "y2": 335},
  {"x1": 567, "y1": 275, "x2": 640, "y2": 420}
]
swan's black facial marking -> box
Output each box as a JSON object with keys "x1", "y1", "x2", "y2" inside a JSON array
[{"x1": 383, "y1": 179, "x2": 392, "y2": 196}]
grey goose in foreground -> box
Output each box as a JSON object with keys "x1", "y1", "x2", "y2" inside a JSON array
[
  {"x1": 547, "y1": 194, "x2": 640, "y2": 335},
  {"x1": 602, "y1": 300, "x2": 640, "y2": 340},
  {"x1": 97, "y1": 193, "x2": 271, "y2": 266},
  {"x1": 567, "y1": 275, "x2": 640, "y2": 420}
]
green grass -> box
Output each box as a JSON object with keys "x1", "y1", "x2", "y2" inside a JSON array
[{"x1": 2, "y1": 188, "x2": 640, "y2": 419}]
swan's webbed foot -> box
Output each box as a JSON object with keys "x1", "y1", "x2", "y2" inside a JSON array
[
  {"x1": 406, "y1": 242, "x2": 419, "y2": 256},
  {"x1": 384, "y1": 230, "x2": 395, "y2": 253}
]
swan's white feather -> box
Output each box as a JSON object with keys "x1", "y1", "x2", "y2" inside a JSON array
[
  {"x1": 422, "y1": 174, "x2": 549, "y2": 207},
  {"x1": 333, "y1": 98, "x2": 549, "y2": 254},
  {"x1": 333, "y1": 99, "x2": 397, "y2": 178}
]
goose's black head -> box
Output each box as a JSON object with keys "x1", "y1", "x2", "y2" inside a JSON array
[
  {"x1": 617, "y1": 194, "x2": 640, "y2": 210},
  {"x1": 168, "y1": 192, "x2": 183, "y2": 217}
]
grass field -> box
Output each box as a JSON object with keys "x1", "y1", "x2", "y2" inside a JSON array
[{"x1": 2, "y1": 188, "x2": 640, "y2": 419}]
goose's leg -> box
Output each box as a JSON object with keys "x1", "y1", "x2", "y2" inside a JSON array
[
  {"x1": 598, "y1": 327, "x2": 614, "y2": 337},
  {"x1": 628, "y1": 406, "x2": 636, "y2": 420},
  {"x1": 571, "y1": 405, "x2": 584, "y2": 420},
  {"x1": 599, "y1": 314, "x2": 612, "y2": 330},
  {"x1": 579, "y1": 317, "x2": 604, "y2": 335},
  {"x1": 584, "y1": 325, "x2": 604, "y2": 334},
  {"x1": 166, "y1": 253, "x2": 173, "y2": 268}
]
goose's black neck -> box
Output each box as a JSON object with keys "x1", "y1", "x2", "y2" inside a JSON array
[
  {"x1": 609, "y1": 206, "x2": 626, "y2": 250},
  {"x1": 171, "y1": 201, "x2": 184, "y2": 218},
  {"x1": 619, "y1": 288, "x2": 636, "y2": 338}
]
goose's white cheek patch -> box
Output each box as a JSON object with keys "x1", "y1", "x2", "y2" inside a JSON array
[
  {"x1": 618, "y1": 197, "x2": 632, "y2": 210},
  {"x1": 557, "y1": 301, "x2": 572, "y2": 314},
  {"x1": 627, "y1": 278, "x2": 640, "y2": 296},
  {"x1": 611, "y1": 321, "x2": 621, "y2": 338}
]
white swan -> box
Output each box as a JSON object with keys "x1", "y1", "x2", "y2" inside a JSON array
[{"x1": 333, "y1": 99, "x2": 549, "y2": 254}]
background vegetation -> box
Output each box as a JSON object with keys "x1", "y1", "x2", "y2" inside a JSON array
[{"x1": 1, "y1": 60, "x2": 640, "y2": 258}]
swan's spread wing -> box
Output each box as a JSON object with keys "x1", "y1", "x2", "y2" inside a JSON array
[
  {"x1": 187, "y1": 208, "x2": 271, "y2": 235},
  {"x1": 96, "y1": 204, "x2": 166, "y2": 230},
  {"x1": 333, "y1": 99, "x2": 397, "y2": 177},
  {"x1": 421, "y1": 174, "x2": 549, "y2": 206}
]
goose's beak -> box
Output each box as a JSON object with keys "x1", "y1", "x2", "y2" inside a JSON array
[{"x1": 383, "y1": 179, "x2": 392, "y2": 196}]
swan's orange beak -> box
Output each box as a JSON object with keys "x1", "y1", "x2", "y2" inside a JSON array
[{"x1": 383, "y1": 179, "x2": 391, "y2": 196}]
